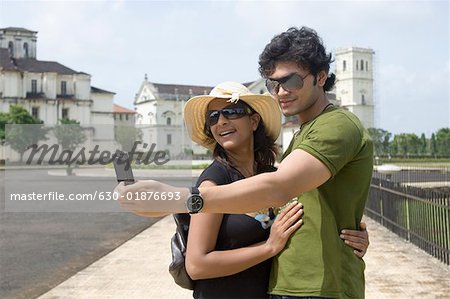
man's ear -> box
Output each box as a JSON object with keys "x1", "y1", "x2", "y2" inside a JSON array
[
  {"x1": 250, "y1": 113, "x2": 261, "y2": 131},
  {"x1": 317, "y1": 70, "x2": 328, "y2": 87}
]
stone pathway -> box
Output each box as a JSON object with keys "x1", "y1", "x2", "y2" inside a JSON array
[{"x1": 38, "y1": 216, "x2": 450, "y2": 299}]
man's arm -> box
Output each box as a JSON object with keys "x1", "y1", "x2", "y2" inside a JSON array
[
  {"x1": 200, "y1": 149, "x2": 331, "y2": 213},
  {"x1": 115, "y1": 149, "x2": 330, "y2": 214}
]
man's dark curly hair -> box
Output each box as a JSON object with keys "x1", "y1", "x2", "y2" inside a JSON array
[{"x1": 258, "y1": 26, "x2": 335, "y2": 92}]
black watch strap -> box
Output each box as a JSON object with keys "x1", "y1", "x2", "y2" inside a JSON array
[
  {"x1": 191, "y1": 186, "x2": 199, "y2": 195},
  {"x1": 187, "y1": 186, "x2": 203, "y2": 214}
]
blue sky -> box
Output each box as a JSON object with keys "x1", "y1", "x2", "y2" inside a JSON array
[{"x1": 1, "y1": 0, "x2": 449, "y2": 136}]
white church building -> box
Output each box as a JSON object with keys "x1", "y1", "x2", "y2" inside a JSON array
[
  {"x1": 135, "y1": 47, "x2": 375, "y2": 154},
  {"x1": 134, "y1": 76, "x2": 213, "y2": 157},
  {"x1": 0, "y1": 27, "x2": 116, "y2": 162}
]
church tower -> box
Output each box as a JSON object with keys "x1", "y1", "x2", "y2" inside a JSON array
[
  {"x1": 335, "y1": 47, "x2": 375, "y2": 128},
  {"x1": 0, "y1": 27, "x2": 37, "y2": 59}
]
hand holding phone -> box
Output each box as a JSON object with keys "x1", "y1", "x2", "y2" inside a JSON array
[{"x1": 113, "y1": 151, "x2": 135, "y2": 185}]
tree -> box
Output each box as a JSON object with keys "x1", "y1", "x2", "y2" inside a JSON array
[
  {"x1": 392, "y1": 134, "x2": 408, "y2": 157},
  {"x1": 389, "y1": 137, "x2": 398, "y2": 156},
  {"x1": 406, "y1": 133, "x2": 420, "y2": 155},
  {"x1": 430, "y1": 133, "x2": 437, "y2": 157},
  {"x1": 115, "y1": 125, "x2": 142, "y2": 152},
  {"x1": 382, "y1": 131, "x2": 391, "y2": 156},
  {"x1": 4, "y1": 105, "x2": 48, "y2": 162},
  {"x1": 419, "y1": 133, "x2": 427, "y2": 155},
  {"x1": 53, "y1": 118, "x2": 86, "y2": 175},
  {"x1": 435, "y1": 128, "x2": 450, "y2": 157},
  {"x1": 391, "y1": 133, "x2": 420, "y2": 157},
  {"x1": 367, "y1": 128, "x2": 391, "y2": 156},
  {"x1": 0, "y1": 112, "x2": 8, "y2": 142}
]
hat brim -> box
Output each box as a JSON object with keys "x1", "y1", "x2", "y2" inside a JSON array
[{"x1": 184, "y1": 93, "x2": 281, "y2": 150}]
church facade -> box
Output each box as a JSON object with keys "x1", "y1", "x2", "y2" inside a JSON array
[
  {"x1": 133, "y1": 76, "x2": 213, "y2": 156},
  {"x1": 0, "y1": 27, "x2": 116, "y2": 162}
]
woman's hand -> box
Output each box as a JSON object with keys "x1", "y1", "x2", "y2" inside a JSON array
[
  {"x1": 265, "y1": 201, "x2": 303, "y2": 256},
  {"x1": 114, "y1": 180, "x2": 189, "y2": 215},
  {"x1": 340, "y1": 222, "x2": 370, "y2": 258}
]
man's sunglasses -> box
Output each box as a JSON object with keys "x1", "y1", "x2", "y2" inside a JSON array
[
  {"x1": 207, "y1": 106, "x2": 253, "y2": 126},
  {"x1": 265, "y1": 72, "x2": 310, "y2": 95}
]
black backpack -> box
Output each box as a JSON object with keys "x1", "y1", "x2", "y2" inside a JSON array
[{"x1": 169, "y1": 213, "x2": 194, "y2": 290}]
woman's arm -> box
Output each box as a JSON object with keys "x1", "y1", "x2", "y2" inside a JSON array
[{"x1": 185, "y1": 180, "x2": 303, "y2": 280}]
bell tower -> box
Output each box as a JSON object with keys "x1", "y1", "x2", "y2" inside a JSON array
[
  {"x1": 0, "y1": 27, "x2": 38, "y2": 59},
  {"x1": 335, "y1": 47, "x2": 375, "y2": 128}
]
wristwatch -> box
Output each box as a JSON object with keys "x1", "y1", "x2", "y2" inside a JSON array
[{"x1": 186, "y1": 187, "x2": 204, "y2": 214}]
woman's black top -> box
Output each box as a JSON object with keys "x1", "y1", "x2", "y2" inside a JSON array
[{"x1": 192, "y1": 160, "x2": 273, "y2": 299}]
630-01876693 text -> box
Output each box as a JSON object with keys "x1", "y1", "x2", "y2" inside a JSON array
[{"x1": 9, "y1": 191, "x2": 181, "y2": 201}]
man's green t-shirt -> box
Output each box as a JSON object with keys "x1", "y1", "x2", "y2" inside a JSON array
[{"x1": 268, "y1": 107, "x2": 373, "y2": 298}]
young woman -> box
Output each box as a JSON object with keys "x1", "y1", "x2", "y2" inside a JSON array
[{"x1": 182, "y1": 82, "x2": 369, "y2": 298}]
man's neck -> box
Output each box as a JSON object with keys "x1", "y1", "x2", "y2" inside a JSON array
[{"x1": 298, "y1": 92, "x2": 330, "y2": 126}]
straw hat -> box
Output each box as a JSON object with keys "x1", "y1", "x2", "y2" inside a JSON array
[{"x1": 183, "y1": 81, "x2": 281, "y2": 150}]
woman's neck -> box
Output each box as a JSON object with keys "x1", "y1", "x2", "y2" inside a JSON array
[{"x1": 226, "y1": 148, "x2": 255, "y2": 178}]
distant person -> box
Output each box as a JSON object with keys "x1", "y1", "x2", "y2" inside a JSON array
[{"x1": 116, "y1": 26, "x2": 373, "y2": 298}]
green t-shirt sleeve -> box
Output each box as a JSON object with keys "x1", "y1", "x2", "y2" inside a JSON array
[{"x1": 296, "y1": 112, "x2": 362, "y2": 177}]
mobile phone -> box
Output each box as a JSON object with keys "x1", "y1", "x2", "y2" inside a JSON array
[{"x1": 113, "y1": 151, "x2": 135, "y2": 185}]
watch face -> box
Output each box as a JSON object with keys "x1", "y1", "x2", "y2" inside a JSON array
[{"x1": 188, "y1": 195, "x2": 203, "y2": 213}]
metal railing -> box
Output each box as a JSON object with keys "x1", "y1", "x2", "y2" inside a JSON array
[{"x1": 366, "y1": 175, "x2": 450, "y2": 265}]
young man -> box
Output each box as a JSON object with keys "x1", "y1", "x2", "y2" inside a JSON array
[{"x1": 116, "y1": 27, "x2": 373, "y2": 298}]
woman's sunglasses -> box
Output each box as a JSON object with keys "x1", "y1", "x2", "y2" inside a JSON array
[
  {"x1": 207, "y1": 106, "x2": 253, "y2": 126},
  {"x1": 265, "y1": 72, "x2": 310, "y2": 95}
]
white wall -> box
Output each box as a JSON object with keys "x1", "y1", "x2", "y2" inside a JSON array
[
  {"x1": 114, "y1": 113, "x2": 135, "y2": 127},
  {"x1": 43, "y1": 73, "x2": 57, "y2": 99},
  {"x1": 348, "y1": 105, "x2": 374, "y2": 129},
  {"x1": 1, "y1": 72, "x2": 21, "y2": 99},
  {"x1": 91, "y1": 92, "x2": 113, "y2": 114},
  {"x1": 75, "y1": 75, "x2": 90, "y2": 100},
  {"x1": 90, "y1": 91, "x2": 114, "y2": 141}
]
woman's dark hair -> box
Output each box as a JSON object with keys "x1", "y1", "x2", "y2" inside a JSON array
[
  {"x1": 203, "y1": 103, "x2": 278, "y2": 175},
  {"x1": 258, "y1": 26, "x2": 335, "y2": 92}
]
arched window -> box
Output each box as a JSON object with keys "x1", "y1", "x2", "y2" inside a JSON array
[
  {"x1": 360, "y1": 60, "x2": 364, "y2": 71},
  {"x1": 8, "y1": 41, "x2": 14, "y2": 55},
  {"x1": 361, "y1": 94, "x2": 366, "y2": 105},
  {"x1": 23, "y1": 43, "x2": 29, "y2": 58},
  {"x1": 356, "y1": 60, "x2": 359, "y2": 70},
  {"x1": 167, "y1": 117, "x2": 172, "y2": 125},
  {"x1": 343, "y1": 60, "x2": 347, "y2": 72}
]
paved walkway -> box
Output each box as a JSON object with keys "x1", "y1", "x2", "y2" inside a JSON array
[{"x1": 38, "y1": 216, "x2": 450, "y2": 299}]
